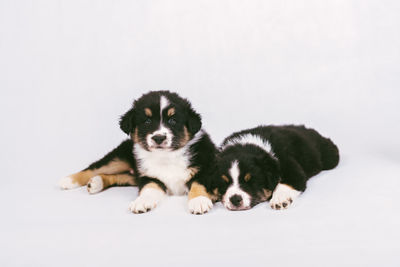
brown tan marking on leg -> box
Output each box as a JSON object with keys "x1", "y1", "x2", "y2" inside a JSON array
[
  {"x1": 87, "y1": 173, "x2": 136, "y2": 194},
  {"x1": 188, "y1": 182, "x2": 210, "y2": 200},
  {"x1": 95, "y1": 160, "x2": 131, "y2": 175},
  {"x1": 188, "y1": 182, "x2": 213, "y2": 214},
  {"x1": 61, "y1": 159, "x2": 132, "y2": 189},
  {"x1": 64, "y1": 169, "x2": 95, "y2": 187}
]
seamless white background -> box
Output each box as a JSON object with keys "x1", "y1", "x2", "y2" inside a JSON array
[{"x1": 1, "y1": 1, "x2": 399, "y2": 266}]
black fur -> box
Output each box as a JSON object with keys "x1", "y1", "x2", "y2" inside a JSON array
[
  {"x1": 217, "y1": 125, "x2": 339, "y2": 208},
  {"x1": 84, "y1": 139, "x2": 136, "y2": 171},
  {"x1": 185, "y1": 131, "x2": 218, "y2": 191}
]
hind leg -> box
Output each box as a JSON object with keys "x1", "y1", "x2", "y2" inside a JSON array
[
  {"x1": 270, "y1": 157, "x2": 306, "y2": 210},
  {"x1": 87, "y1": 173, "x2": 136, "y2": 194},
  {"x1": 59, "y1": 169, "x2": 97, "y2": 189},
  {"x1": 59, "y1": 140, "x2": 134, "y2": 190},
  {"x1": 59, "y1": 159, "x2": 133, "y2": 189}
]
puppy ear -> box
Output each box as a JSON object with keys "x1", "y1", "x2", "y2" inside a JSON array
[
  {"x1": 119, "y1": 108, "x2": 136, "y2": 135},
  {"x1": 256, "y1": 154, "x2": 280, "y2": 189},
  {"x1": 256, "y1": 154, "x2": 280, "y2": 176},
  {"x1": 186, "y1": 108, "x2": 202, "y2": 135}
]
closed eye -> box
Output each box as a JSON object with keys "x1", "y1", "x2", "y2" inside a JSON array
[{"x1": 144, "y1": 118, "x2": 152, "y2": 125}]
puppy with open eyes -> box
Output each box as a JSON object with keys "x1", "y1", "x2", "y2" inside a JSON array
[
  {"x1": 216, "y1": 125, "x2": 339, "y2": 211},
  {"x1": 59, "y1": 90, "x2": 218, "y2": 214}
]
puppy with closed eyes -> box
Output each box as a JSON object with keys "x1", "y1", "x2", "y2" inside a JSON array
[
  {"x1": 60, "y1": 90, "x2": 218, "y2": 214},
  {"x1": 216, "y1": 125, "x2": 339, "y2": 211}
]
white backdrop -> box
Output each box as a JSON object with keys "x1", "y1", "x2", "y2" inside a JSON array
[{"x1": 1, "y1": 1, "x2": 399, "y2": 266}]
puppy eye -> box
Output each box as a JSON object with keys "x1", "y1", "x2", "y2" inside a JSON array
[
  {"x1": 168, "y1": 118, "x2": 176, "y2": 125},
  {"x1": 221, "y1": 175, "x2": 229, "y2": 183},
  {"x1": 244, "y1": 173, "x2": 251, "y2": 182},
  {"x1": 144, "y1": 118, "x2": 152, "y2": 125}
]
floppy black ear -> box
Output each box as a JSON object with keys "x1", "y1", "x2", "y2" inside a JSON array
[
  {"x1": 186, "y1": 108, "x2": 202, "y2": 135},
  {"x1": 256, "y1": 154, "x2": 280, "y2": 176},
  {"x1": 256, "y1": 154, "x2": 280, "y2": 189},
  {"x1": 119, "y1": 108, "x2": 136, "y2": 135}
]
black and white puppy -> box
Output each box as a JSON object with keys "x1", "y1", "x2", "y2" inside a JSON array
[
  {"x1": 60, "y1": 91, "x2": 218, "y2": 214},
  {"x1": 216, "y1": 125, "x2": 339, "y2": 210}
]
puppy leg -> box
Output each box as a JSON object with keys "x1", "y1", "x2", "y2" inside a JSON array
[
  {"x1": 270, "y1": 157, "x2": 305, "y2": 210},
  {"x1": 188, "y1": 182, "x2": 213, "y2": 215},
  {"x1": 87, "y1": 173, "x2": 136, "y2": 194},
  {"x1": 60, "y1": 140, "x2": 134, "y2": 190},
  {"x1": 270, "y1": 183, "x2": 301, "y2": 210},
  {"x1": 129, "y1": 180, "x2": 166, "y2": 214},
  {"x1": 59, "y1": 169, "x2": 96, "y2": 190}
]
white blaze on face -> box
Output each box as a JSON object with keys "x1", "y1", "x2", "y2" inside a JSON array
[
  {"x1": 147, "y1": 95, "x2": 174, "y2": 149},
  {"x1": 160, "y1": 95, "x2": 169, "y2": 115},
  {"x1": 223, "y1": 160, "x2": 251, "y2": 210}
]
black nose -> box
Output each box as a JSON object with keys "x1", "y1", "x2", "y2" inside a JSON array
[
  {"x1": 229, "y1": 194, "x2": 243, "y2": 207},
  {"x1": 152, "y1": 135, "x2": 167, "y2": 145}
]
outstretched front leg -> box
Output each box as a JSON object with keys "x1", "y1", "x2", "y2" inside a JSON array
[
  {"x1": 270, "y1": 183, "x2": 301, "y2": 210},
  {"x1": 187, "y1": 181, "x2": 214, "y2": 215},
  {"x1": 187, "y1": 168, "x2": 221, "y2": 215},
  {"x1": 59, "y1": 140, "x2": 135, "y2": 191},
  {"x1": 269, "y1": 157, "x2": 305, "y2": 210}
]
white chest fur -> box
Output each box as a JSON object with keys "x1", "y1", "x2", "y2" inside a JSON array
[{"x1": 134, "y1": 143, "x2": 194, "y2": 195}]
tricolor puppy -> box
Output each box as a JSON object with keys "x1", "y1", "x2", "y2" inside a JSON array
[
  {"x1": 60, "y1": 91, "x2": 218, "y2": 214},
  {"x1": 216, "y1": 125, "x2": 339, "y2": 211}
]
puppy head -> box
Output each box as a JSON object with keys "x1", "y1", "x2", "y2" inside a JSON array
[
  {"x1": 217, "y1": 146, "x2": 280, "y2": 210},
  {"x1": 120, "y1": 91, "x2": 202, "y2": 151}
]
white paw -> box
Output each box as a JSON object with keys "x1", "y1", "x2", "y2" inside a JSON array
[
  {"x1": 129, "y1": 188, "x2": 165, "y2": 214},
  {"x1": 188, "y1": 196, "x2": 213, "y2": 215},
  {"x1": 129, "y1": 196, "x2": 158, "y2": 214},
  {"x1": 87, "y1": 175, "x2": 103, "y2": 194},
  {"x1": 270, "y1": 183, "x2": 301, "y2": 210},
  {"x1": 59, "y1": 176, "x2": 80, "y2": 190}
]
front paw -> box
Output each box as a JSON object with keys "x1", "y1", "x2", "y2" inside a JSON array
[
  {"x1": 129, "y1": 189, "x2": 164, "y2": 214},
  {"x1": 270, "y1": 196, "x2": 293, "y2": 210},
  {"x1": 269, "y1": 183, "x2": 300, "y2": 210},
  {"x1": 129, "y1": 197, "x2": 158, "y2": 214},
  {"x1": 188, "y1": 196, "x2": 213, "y2": 215}
]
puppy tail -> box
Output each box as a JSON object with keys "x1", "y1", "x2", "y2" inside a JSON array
[{"x1": 320, "y1": 138, "x2": 340, "y2": 170}]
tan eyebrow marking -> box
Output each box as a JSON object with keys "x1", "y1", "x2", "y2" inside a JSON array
[
  {"x1": 144, "y1": 108, "x2": 152, "y2": 117},
  {"x1": 222, "y1": 175, "x2": 229, "y2": 183},
  {"x1": 167, "y1": 107, "x2": 175, "y2": 117},
  {"x1": 244, "y1": 173, "x2": 251, "y2": 182}
]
